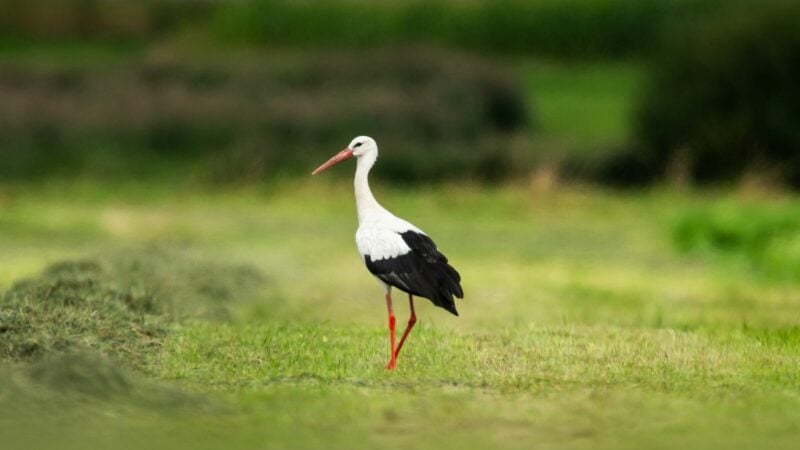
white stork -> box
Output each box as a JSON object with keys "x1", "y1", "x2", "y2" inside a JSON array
[{"x1": 312, "y1": 136, "x2": 463, "y2": 369}]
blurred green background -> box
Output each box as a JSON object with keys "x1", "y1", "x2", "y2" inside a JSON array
[
  {"x1": 1, "y1": 0, "x2": 797, "y2": 185},
  {"x1": 2, "y1": 1, "x2": 800, "y2": 449}
]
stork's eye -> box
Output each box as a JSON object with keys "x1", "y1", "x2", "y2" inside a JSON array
[{"x1": 353, "y1": 142, "x2": 363, "y2": 148}]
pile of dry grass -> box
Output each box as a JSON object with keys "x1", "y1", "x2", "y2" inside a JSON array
[{"x1": 0, "y1": 247, "x2": 264, "y2": 367}]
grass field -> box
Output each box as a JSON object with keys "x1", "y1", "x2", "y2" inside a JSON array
[{"x1": 2, "y1": 181, "x2": 799, "y2": 449}]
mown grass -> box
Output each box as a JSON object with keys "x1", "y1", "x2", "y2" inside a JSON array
[
  {"x1": 158, "y1": 322, "x2": 800, "y2": 394},
  {"x1": 0, "y1": 248, "x2": 264, "y2": 364},
  {"x1": 1, "y1": 181, "x2": 800, "y2": 449}
]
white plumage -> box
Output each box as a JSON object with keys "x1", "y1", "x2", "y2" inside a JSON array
[
  {"x1": 312, "y1": 135, "x2": 463, "y2": 369},
  {"x1": 356, "y1": 226, "x2": 413, "y2": 262}
]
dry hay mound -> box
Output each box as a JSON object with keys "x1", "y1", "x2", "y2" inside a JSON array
[{"x1": 0, "y1": 247, "x2": 265, "y2": 367}]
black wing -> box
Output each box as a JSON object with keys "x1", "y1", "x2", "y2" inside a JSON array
[{"x1": 364, "y1": 230, "x2": 463, "y2": 316}]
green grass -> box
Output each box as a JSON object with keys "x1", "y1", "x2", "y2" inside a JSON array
[
  {"x1": 2, "y1": 181, "x2": 800, "y2": 449},
  {"x1": 517, "y1": 59, "x2": 644, "y2": 152}
]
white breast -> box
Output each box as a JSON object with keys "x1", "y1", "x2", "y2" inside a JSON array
[
  {"x1": 355, "y1": 213, "x2": 424, "y2": 261},
  {"x1": 355, "y1": 227, "x2": 410, "y2": 261}
]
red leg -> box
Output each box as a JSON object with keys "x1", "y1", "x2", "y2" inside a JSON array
[
  {"x1": 385, "y1": 291, "x2": 397, "y2": 370},
  {"x1": 394, "y1": 294, "x2": 417, "y2": 360}
]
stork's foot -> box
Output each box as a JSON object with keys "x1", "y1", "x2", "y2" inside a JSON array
[{"x1": 385, "y1": 359, "x2": 397, "y2": 370}]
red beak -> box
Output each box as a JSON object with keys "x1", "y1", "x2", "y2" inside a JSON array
[{"x1": 312, "y1": 148, "x2": 354, "y2": 175}]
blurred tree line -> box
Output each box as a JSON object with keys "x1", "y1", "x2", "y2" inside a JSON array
[
  {"x1": 0, "y1": 0, "x2": 717, "y2": 57},
  {"x1": 0, "y1": 0, "x2": 798, "y2": 187},
  {"x1": 0, "y1": 0, "x2": 211, "y2": 39},
  {"x1": 636, "y1": 1, "x2": 800, "y2": 188},
  {"x1": 0, "y1": 48, "x2": 525, "y2": 183}
]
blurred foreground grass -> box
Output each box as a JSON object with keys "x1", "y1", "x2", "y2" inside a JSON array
[{"x1": 1, "y1": 181, "x2": 799, "y2": 449}]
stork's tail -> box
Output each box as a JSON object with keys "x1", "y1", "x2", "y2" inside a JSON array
[{"x1": 432, "y1": 262, "x2": 463, "y2": 316}]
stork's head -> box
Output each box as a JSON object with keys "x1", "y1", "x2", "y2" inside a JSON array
[{"x1": 312, "y1": 136, "x2": 377, "y2": 175}]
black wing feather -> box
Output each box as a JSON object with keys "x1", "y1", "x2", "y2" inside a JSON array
[{"x1": 364, "y1": 231, "x2": 463, "y2": 316}]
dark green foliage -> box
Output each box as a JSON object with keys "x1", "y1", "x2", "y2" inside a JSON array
[
  {"x1": 1, "y1": 0, "x2": 726, "y2": 59},
  {"x1": 212, "y1": 0, "x2": 722, "y2": 58},
  {"x1": 0, "y1": 48, "x2": 527, "y2": 183},
  {"x1": 636, "y1": 1, "x2": 800, "y2": 185},
  {"x1": 0, "y1": 248, "x2": 265, "y2": 365},
  {"x1": 672, "y1": 203, "x2": 800, "y2": 278}
]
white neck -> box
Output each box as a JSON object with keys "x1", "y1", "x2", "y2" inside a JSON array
[{"x1": 354, "y1": 152, "x2": 385, "y2": 224}]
